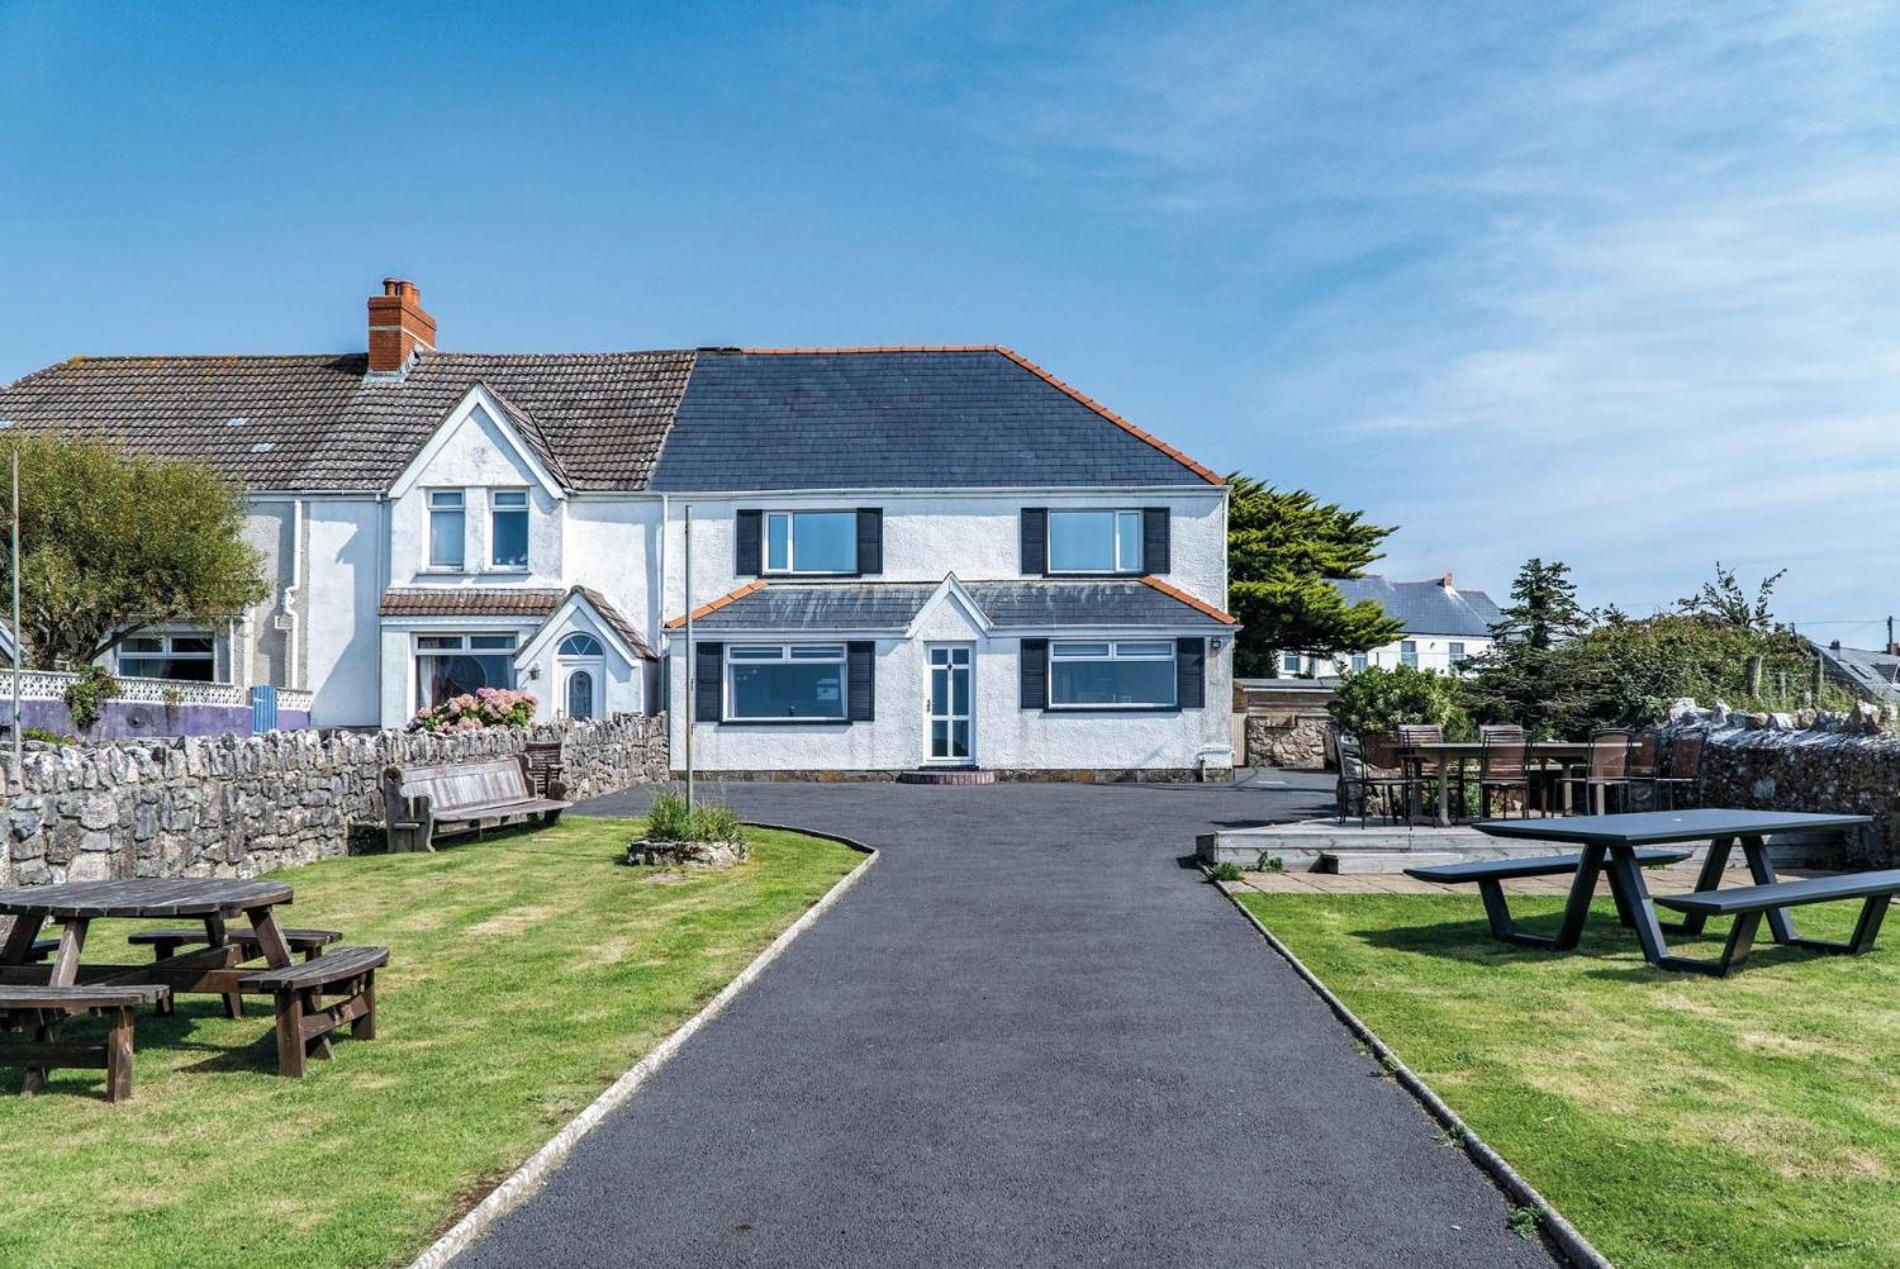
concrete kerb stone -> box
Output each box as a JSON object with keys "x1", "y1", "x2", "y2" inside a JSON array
[
  {"x1": 1209, "y1": 868, "x2": 1608, "y2": 1269},
  {"x1": 410, "y1": 825, "x2": 877, "y2": 1269}
]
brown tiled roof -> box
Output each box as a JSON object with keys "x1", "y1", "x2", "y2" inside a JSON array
[
  {"x1": 0, "y1": 351, "x2": 693, "y2": 491},
  {"x1": 379, "y1": 588, "x2": 567, "y2": 619},
  {"x1": 571, "y1": 585, "x2": 654, "y2": 659}
]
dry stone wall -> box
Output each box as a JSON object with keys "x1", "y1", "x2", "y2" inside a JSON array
[{"x1": 0, "y1": 714, "x2": 667, "y2": 891}]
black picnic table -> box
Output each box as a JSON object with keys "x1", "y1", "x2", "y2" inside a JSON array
[{"x1": 1473, "y1": 809, "x2": 1874, "y2": 973}]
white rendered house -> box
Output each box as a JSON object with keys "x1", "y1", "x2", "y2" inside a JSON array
[
  {"x1": 0, "y1": 280, "x2": 1238, "y2": 778},
  {"x1": 1281, "y1": 574, "x2": 1501, "y2": 678}
]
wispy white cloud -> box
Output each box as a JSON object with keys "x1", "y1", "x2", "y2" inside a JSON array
[{"x1": 951, "y1": 0, "x2": 1900, "y2": 644}]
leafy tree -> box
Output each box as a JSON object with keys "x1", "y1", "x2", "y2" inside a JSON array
[
  {"x1": 1676, "y1": 561, "x2": 1786, "y2": 631},
  {"x1": 1225, "y1": 474, "x2": 1402, "y2": 676},
  {"x1": 1326, "y1": 664, "x2": 1473, "y2": 740},
  {"x1": 0, "y1": 434, "x2": 267, "y2": 668},
  {"x1": 1463, "y1": 558, "x2": 1599, "y2": 737}
]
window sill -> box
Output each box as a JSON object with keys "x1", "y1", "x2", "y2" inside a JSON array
[
  {"x1": 1043, "y1": 705, "x2": 1185, "y2": 715},
  {"x1": 713, "y1": 718, "x2": 856, "y2": 728},
  {"x1": 481, "y1": 566, "x2": 532, "y2": 576},
  {"x1": 419, "y1": 566, "x2": 471, "y2": 576}
]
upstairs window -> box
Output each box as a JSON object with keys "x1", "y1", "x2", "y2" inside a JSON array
[
  {"x1": 428, "y1": 490, "x2": 465, "y2": 569},
  {"x1": 1048, "y1": 509, "x2": 1141, "y2": 573},
  {"x1": 726, "y1": 644, "x2": 847, "y2": 720},
  {"x1": 765, "y1": 511, "x2": 856, "y2": 574},
  {"x1": 119, "y1": 631, "x2": 215, "y2": 682},
  {"x1": 1281, "y1": 652, "x2": 1303, "y2": 675},
  {"x1": 415, "y1": 633, "x2": 517, "y2": 710},
  {"x1": 1049, "y1": 640, "x2": 1176, "y2": 709},
  {"x1": 1350, "y1": 652, "x2": 1369, "y2": 673},
  {"x1": 490, "y1": 490, "x2": 529, "y2": 569},
  {"x1": 1448, "y1": 641, "x2": 1466, "y2": 668},
  {"x1": 1400, "y1": 640, "x2": 1419, "y2": 669}
]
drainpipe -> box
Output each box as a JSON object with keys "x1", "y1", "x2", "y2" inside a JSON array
[{"x1": 282, "y1": 498, "x2": 305, "y2": 690}]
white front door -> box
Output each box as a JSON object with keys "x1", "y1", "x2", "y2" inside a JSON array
[{"x1": 926, "y1": 645, "x2": 974, "y2": 764}]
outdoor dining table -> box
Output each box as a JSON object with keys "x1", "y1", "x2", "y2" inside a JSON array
[
  {"x1": 1405, "y1": 740, "x2": 1594, "y2": 827},
  {"x1": 0, "y1": 877, "x2": 299, "y2": 987},
  {"x1": 1473, "y1": 809, "x2": 1874, "y2": 972}
]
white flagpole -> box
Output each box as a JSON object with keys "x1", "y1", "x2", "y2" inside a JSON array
[
  {"x1": 683, "y1": 504, "x2": 694, "y2": 812},
  {"x1": 11, "y1": 446, "x2": 21, "y2": 777}
]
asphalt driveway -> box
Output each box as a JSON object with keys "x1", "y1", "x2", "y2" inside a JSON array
[{"x1": 459, "y1": 773, "x2": 1554, "y2": 1267}]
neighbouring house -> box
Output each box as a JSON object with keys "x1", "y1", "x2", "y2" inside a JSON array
[
  {"x1": 1278, "y1": 573, "x2": 1501, "y2": 678},
  {"x1": 1815, "y1": 639, "x2": 1900, "y2": 707},
  {"x1": 0, "y1": 279, "x2": 1237, "y2": 778}
]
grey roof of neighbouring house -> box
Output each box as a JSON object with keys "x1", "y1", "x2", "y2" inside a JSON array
[
  {"x1": 0, "y1": 347, "x2": 1217, "y2": 493},
  {"x1": 673, "y1": 578, "x2": 1236, "y2": 633},
  {"x1": 1816, "y1": 641, "x2": 1900, "y2": 704},
  {"x1": 1328, "y1": 575, "x2": 1501, "y2": 638}
]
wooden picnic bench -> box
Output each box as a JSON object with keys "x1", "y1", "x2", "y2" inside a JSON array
[
  {"x1": 382, "y1": 754, "x2": 571, "y2": 853},
  {"x1": 1407, "y1": 850, "x2": 1692, "y2": 947},
  {"x1": 241, "y1": 945, "x2": 387, "y2": 1078},
  {"x1": 0, "y1": 983, "x2": 170, "y2": 1101},
  {"x1": 1652, "y1": 869, "x2": 1900, "y2": 976},
  {"x1": 128, "y1": 925, "x2": 341, "y2": 1017}
]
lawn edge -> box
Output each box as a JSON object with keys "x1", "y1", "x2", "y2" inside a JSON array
[
  {"x1": 1216, "y1": 876, "x2": 1610, "y2": 1269},
  {"x1": 409, "y1": 825, "x2": 878, "y2": 1269}
]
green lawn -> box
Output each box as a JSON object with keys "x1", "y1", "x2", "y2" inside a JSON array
[
  {"x1": 1236, "y1": 891, "x2": 1900, "y2": 1268},
  {"x1": 0, "y1": 818, "x2": 862, "y2": 1269}
]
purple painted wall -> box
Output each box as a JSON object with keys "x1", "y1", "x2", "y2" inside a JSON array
[{"x1": 17, "y1": 697, "x2": 312, "y2": 740}]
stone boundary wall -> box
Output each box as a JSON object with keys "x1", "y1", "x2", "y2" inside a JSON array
[
  {"x1": 0, "y1": 714, "x2": 668, "y2": 892},
  {"x1": 1667, "y1": 699, "x2": 1900, "y2": 866}
]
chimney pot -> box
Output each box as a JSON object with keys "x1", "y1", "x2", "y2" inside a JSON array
[
  {"x1": 1440, "y1": 572, "x2": 1454, "y2": 588},
  {"x1": 367, "y1": 278, "x2": 436, "y2": 373}
]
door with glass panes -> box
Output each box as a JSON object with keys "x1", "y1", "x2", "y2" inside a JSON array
[{"x1": 926, "y1": 645, "x2": 974, "y2": 764}]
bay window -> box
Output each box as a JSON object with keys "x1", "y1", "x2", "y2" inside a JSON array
[
  {"x1": 490, "y1": 490, "x2": 529, "y2": 568},
  {"x1": 765, "y1": 511, "x2": 856, "y2": 574},
  {"x1": 1049, "y1": 640, "x2": 1176, "y2": 708},
  {"x1": 1047, "y1": 509, "x2": 1141, "y2": 573},
  {"x1": 428, "y1": 490, "x2": 466, "y2": 569},
  {"x1": 726, "y1": 644, "x2": 847, "y2": 720},
  {"x1": 415, "y1": 633, "x2": 517, "y2": 709},
  {"x1": 118, "y1": 631, "x2": 215, "y2": 681}
]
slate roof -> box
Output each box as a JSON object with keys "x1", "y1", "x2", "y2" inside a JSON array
[
  {"x1": 1328, "y1": 576, "x2": 1501, "y2": 638},
  {"x1": 672, "y1": 578, "x2": 1235, "y2": 632},
  {"x1": 0, "y1": 352, "x2": 693, "y2": 491},
  {"x1": 0, "y1": 347, "x2": 1217, "y2": 493},
  {"x1": 1816, "y1": 642, "x2": 1900, "y2": 705}
]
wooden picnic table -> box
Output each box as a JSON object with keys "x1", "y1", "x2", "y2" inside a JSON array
[
  {"x1": 1404, "y1": 740, "x2": 1594, "y2": 826},
  {"x1": 1474, "y1": 809, "x2": 1874, "y2": 973},
  {"x1": 0, "y1": 878, "x2": 298, "y2": 986}
]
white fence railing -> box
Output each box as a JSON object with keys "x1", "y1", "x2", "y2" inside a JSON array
[{"x1": 3, "y1": 669, "x2": 312, "y2": 713}]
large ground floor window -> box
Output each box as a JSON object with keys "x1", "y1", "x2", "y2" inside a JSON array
[
  {"x1": 1049, "y1": 640, "x2": 1176, "y2": 708},
  {"x1": 118, "y1": 630, "x2": 215, "y2": 681},
  {"x1": 726, "y1": 644, "x2": 846, "y2": 720},
  {"x1": 416, "y1": 633, "x2": 518, "y2": 709}
]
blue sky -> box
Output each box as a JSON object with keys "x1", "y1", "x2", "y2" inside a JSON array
[{"x1": 4, "y1": 1, "x2": 1898, "y2": 646}]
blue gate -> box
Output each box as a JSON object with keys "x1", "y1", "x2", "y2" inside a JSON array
[{"x1": 249, "y1": 684, "x2": 279, "y2": 735}]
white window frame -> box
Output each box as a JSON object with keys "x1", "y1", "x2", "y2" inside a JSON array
[
  {"x1": 1400, "y1": 639, "x2": 1419, "y2": 669},
  {"x1": 427, "y1": 489, "x2": 467, "y2": 570},
  {"x1": 1448, "y1": 641, "x2": 1466, "y2": 668},
  {"x1": 489, "y1": 488, "x2": 530, "y2": 570},
  {"x1": 724, "y1": 643, "x2": 849, "y2": 721},
  {"x1": 117, "y1": 629, "x2": 217, "y2": 681},
  {"x1": 763, "y1": 510, "x2": 858, "y2": 576},
  {"x1": 1048, "y1": 639, "x2": 1177, "y2": 710},
  {"x1": 1046, "y1": 508, "x2": 1143, "y2": 575},
  {"x1": 413, "y1": 631, "x2": 519, "y2": 710},
  {"x1": 1281, "y1": 651, "x2": 1303, "y2": 675},
  {"x1": 1350, "y1": 652, "x2": 1369, "y2": 674}
]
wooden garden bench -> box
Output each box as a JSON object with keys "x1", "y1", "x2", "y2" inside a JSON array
[
  {"x1": 382, "y1": 755, "x2": 570, "y2": 852},
  {"x1": 1406, "y1": 849, "x2": 1691, "y2": 948},
  {"x1": 241, "y1": 945, "x2": 387, "y2": 1078},
  {"x1": 0, "y1": 983, "x2": 170, "y2": 1101},
  {"x1": 1652, "y1": 869, "x2": 1900, "y2": 976}
]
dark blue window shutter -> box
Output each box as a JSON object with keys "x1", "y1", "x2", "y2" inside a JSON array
[
  {"x1": 1176, "y1": 637, "x2": 1206, "y2": 709},
  {"x1": 856, "y1": 509, "x2": 883, "y2": 576},
  {"x1": 1021, "y1": 508, "x2": 1048, "y2": 576},
  {"x1": 735, "y1": 510, "x2": 762, "y2": 576},
  {"x1": 847, "y1": 642, "x2": 875, "y2": 721},
  {"x1": 694, "y1": 641, "x2": 723, "y2": 721},
  {"x1": 1020, "y1": 638, "x2": 1048, "y2": 709},
  {"x1": 1143, "y1": 508, "x2": 1171, "y2": 575}
]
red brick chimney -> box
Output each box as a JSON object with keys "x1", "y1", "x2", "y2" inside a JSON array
[{"x1": 367, "y1": 278, "x2": 436, "y2": 372}]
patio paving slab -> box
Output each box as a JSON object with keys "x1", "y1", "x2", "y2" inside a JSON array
[{"x1": 459, "y1": 774, "x2": 1554, "y2": 1267}]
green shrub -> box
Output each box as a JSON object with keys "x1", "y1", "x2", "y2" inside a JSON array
[
  {"x1": 61, "y1": 664, "x2": 118, "y2": 732},
  {"x1": 1208, "y1": 861, "x2": 1244, "y2": 882},
  {"x1": 1327, "y1": 664, "x2": 1472, "y2": 741},
  {"x1": 643, "y1": 790, "x2": 745, "y2": 844},
  {"x1": 22, "y1": 727, "x2": 74, "y2": 745}
]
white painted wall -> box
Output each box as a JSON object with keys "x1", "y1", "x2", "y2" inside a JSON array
[
  {"x1": 1299, "y1": 632, "x2": 1494, "y2": 678},
  {"x1": 303, "y1": 499, "x2": 383, "y2": 727},
  {"x1": 563, "y1": 497, "x2": 663, "y2": 636},
  {"x1": 388, "y1": 403, "x2": 565, "y2": 588},
  {"x1": 663, "y1": 489, "x2": 1228, "y2": 621}
]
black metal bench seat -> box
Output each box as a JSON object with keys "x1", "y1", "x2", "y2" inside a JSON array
[
  {"x1": 1651, "y1": 869, "x2": 1900, "y2": 976},
  {"x1": 1406, "y1": 849, "x2": 1693, "y2": 948}
]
